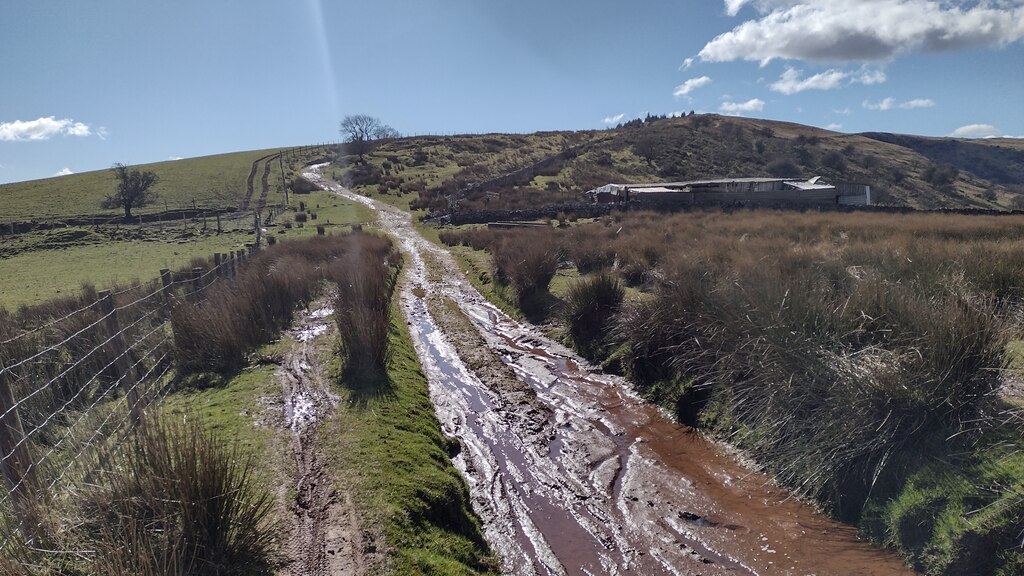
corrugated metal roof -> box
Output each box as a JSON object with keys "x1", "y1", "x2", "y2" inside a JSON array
[
  {"x1": 630, "y1": 187, "x2": 679, "y2": 193},
  {"x1": 784, "y1": 180, "x2": 836, "y2": 190}
]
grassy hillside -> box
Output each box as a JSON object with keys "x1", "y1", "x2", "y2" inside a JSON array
[
  {"x1": 333, "y1": 115, "x2": 1024, "y2": 212},
  {"x1": 0, "y1": 148, "x2": 286, "y2": 221}
]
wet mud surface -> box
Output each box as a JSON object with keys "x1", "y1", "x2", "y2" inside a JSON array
[
  {"x1": 275, "y1": 302, "x2": 365, "y2": 576},
  {"x1": 306, "y1": 165, "x2": 917, "y2": 576}
]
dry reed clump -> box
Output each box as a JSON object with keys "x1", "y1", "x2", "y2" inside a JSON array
[
  {"x1": 440, "y1": 226, "x2": 562, "y2": 312},
  {"x1": 329, "y1": 233, "x2": 401, "y2": 379},
  {"x1": 490, "y1": 231, "x2": 560, "y2": 312},
  {"x1": 80, "y1": 415, "x2": 277, "y2": 575},
  {"x1": 561, "y1": 273, "x2": 624, "y2": 360},
  {"x1": 170, "y1": 236, "x2": 352, "y2": 374}
]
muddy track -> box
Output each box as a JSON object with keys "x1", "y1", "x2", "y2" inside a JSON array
[
  {"x1": 257, "y1": 157, "x2": 274, "y2": 212},
  {"x1": 276, "y1": 304, "x2": 364, "y2": 576},
  {"x1": 305, "y1": 164, "x2": 916, "y2": 576},
  {"x1": 240, "y1": 153, "x2": 279, "y2": 211}
]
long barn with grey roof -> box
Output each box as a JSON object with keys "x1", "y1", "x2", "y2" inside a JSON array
[{"x1": 588, "y1": 177, "x2": 871, "y2": 207}]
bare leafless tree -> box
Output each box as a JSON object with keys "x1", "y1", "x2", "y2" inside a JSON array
[{"x1": 340, "y1": 115, "x2": 398, "y2": 161}]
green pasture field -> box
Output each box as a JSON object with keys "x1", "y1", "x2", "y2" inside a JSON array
[{"x1": 0, "y1": 191, "x2": 372, "y2": 310}]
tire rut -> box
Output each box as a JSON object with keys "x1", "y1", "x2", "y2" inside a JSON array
[{"x1": 277, "y1": 304, "x2": 364, "y2": 576}]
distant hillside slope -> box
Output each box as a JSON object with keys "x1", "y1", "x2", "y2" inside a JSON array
[
  {"x1": 861, "y1": 132, "x2": 1024, "y2": 188},
  {"x1": 336, "y1": 115, "x2": 1024, "y2": 213},
  {"x1": 0, "y1": 148, "x2": 283, "y2": 221}
]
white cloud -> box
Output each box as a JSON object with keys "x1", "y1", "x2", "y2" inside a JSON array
[
  {"x1": 65, "y1": 122, "x2": 91, "y2": 137},
  {"x1": 720, "y1": 98, "x2": 766, "y2": 115},
  {"x1": 769, "y1": 65, "x2": 887, "y2": 94},
  {"x1": 901, "y1": 98, "x2": 935, "y2": 109},
  {"x1": 833, "y1": 107, "x2": 852, "y2": 115},
  {"x1": 701, "y1": 0, "x2": 1024, "y2": 65},
  {"x1": 864, "y1": 97, "x2": 896, "y2": 110},
  {"x1": 602, "y1": 113, "x2": 626, "y2": 125},
  {"x1": 725, "y1": 0, "x2": 753, "y2": 16},
  {"x1": 54, "y1": 167, "x2": 74, "y2": 177},
  {"x1": 97, "y1": 126, "x2": 109, "y2": 140},
  {"x1": 770, "y1": 67, "x2": 847, "y2": 94},
  {"x1": 826, "y1": 123, "x2": 844, "y2": 131},
  {"x1": 950, "y1": 124, "x2": 1000, "y2": 138},
  {"x1": 862, "y1": 96, "x2": 935, "y2": 110},
  {"x1": 679, "y1": 57, "x2": 695, "y2": 70},
  {"x1": 0, "y1": 116, "x2": 94, "y2": 141},
  {"x1": 673, "y1": 76, "x2": 713, "y2": 98},
  {"x1": 857, "y1": 68, "x2": 887, "y2": 84},
  {"x1": 168, "y1": 156, "x2": 184, "y2": 161}
]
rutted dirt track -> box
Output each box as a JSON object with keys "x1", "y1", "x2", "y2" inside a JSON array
[
  {"x1": 274, "y1": 303, "x2": 365, "y2": 576},
  {"x1": 305, "y1": 164, "x2": 916, "y2": 576}
]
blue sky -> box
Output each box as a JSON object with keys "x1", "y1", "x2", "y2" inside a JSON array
[{"x1": 1, "y1": 0, "x2": 1022, "y2": 184}]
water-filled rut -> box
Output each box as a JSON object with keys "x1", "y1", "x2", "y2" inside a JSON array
[{"x1": 305, "y1": 165, "x2": 915, "y2": 576}]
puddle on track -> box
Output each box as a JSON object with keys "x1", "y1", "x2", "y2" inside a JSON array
[{"x1": 305, "y1": 165, "x2": 917, "y2": 576}]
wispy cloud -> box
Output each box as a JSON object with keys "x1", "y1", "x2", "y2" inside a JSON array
[
  {"x1": 720, "y1": 98, "x2": 765, "y2": 115},
  {"x1": 54, "y1": 167, "x2": 74, "y2": 177},
  {"x1": 0, "y1": 117, "x2": 93, "y2": 141},
  {"x1": 862, "y1": 97, "x2": 935, "y2": 111},
  {"x1": 701, "y1": 0, "x2": 1024, "y2": 65},
  {"x1": 833, "y1": 107, "x2": 852, "y2": 115},
  {"x1": 769, "y1": 66, "x2": 887, "y2": 95},
  {"x1": 674, "y1": 76, "x2": 713, "y2": 98},
  {"x1": 825, "y1": 123, "x2": 843, "y2": 131},
  {"x1": 602, "y1": 113, "x2": 626, "y2": 125},
  {"x1": 857, "y1": 68, "x2": 887, "y2": 85},
  {"x1": 950, "y1": 124, "x2": 1000, "y2": 138},
  {"x1": 679, "y1": 57, "x2": 695, "y2": 70},
  {"x1": 770, "y1": 68, "x2": 846, "y2": 94}
]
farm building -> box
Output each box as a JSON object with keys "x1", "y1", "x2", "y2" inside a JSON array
[{"x1": 588, "y1": 177, "x2": 871, "y2": 207}]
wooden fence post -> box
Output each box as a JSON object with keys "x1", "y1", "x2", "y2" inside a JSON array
[
  {"x1": 0, "y1": 364, "x2": 37, "y2": 531},
  {"x1": 214, "y1": 253, "x2": 222, "y2": 277},
  {"x1": 237, "y1": 249, "x2": 246, "y2": 270},
  {"x1": 228, "y1": 253, "x2": 236, "y2": 278},
  {"x1": 159, "y1": 269, "x2": 173, "y2": 309},
  {"x1": 97, "y1": 291, "x2": 143, "y2": 424},
  {"x1": 190, "y1": 268, "x2": 203, "y2": 302},
  {"x1": 216, "y1": 213, "x2": 222, "y2": 235}
]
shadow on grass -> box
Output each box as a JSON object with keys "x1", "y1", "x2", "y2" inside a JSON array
[
  {"x1": 340, "y1": 366, "x2": 396, "y2": 408},
  {"x1": 519, "y1": 289, "x2": 562, "y2": 325}
]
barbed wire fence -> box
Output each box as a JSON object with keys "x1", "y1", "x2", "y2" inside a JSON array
[{"x1": 0, "y1": 242, "x2": 263, "y2": 548}]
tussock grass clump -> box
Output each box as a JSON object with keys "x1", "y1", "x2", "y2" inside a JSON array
[
  {"x1": 330, "y1": 233, "x2": 401, "y2": 378},
  {"x1": 82, "y1": 415, "x2": 277, "y2": 575},
  {"x1": 491, "y1": 232, "x2": 560, "y2": 312},
  {"x1": 562, "y1": 273, "x2": 623, "y2": 360}
]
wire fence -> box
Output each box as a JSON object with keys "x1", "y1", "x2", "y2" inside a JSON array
[{"x1": 0, "y1": 243, "x2": 262, "y2": 545}]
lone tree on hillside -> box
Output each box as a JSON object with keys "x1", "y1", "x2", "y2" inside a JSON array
[
  {"x1": 340, "y1": 115, "x2": 398, "y2": 161},
  {"x1": 103, "y1": 163, "x2": 159, "y2": 220}
]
